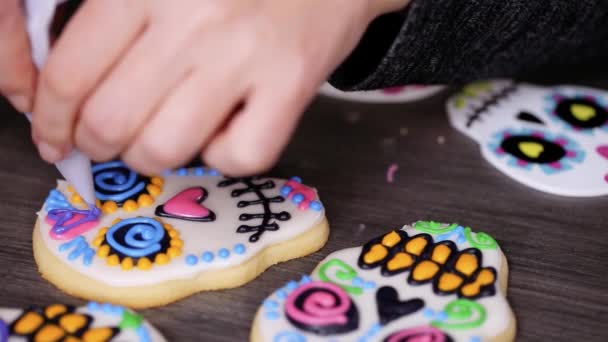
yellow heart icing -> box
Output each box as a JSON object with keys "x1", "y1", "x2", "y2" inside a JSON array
[
  {"x1": 518, "y1": 142, "x2": 544, "y2": 159},
  {"x1": 571, "y1": 104, "x2": 596, "y2": 121}
]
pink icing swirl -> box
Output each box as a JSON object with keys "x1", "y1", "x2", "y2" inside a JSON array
[
  {"x1": 285, "y1": 281, "x2": 351, "y2": 327},
  {"x1": 385, "y1": 326, "x2": 447, "y2": 342}
]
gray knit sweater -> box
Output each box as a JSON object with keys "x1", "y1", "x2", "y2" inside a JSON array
[{"x1": 329, "y1": 1, "x2": 608, "y2": 90}]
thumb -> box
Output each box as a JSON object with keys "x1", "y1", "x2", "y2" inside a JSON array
[{"x1": 0, "y1": 0, "x2": 36, "y2": 112}]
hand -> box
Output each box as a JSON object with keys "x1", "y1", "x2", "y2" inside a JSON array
[
  {"x1": 0, "y1": 0, "x2": 37, "y2": 112},
  {"x1": 32, "y1": 0, "x2": 410, "y2": 175}
]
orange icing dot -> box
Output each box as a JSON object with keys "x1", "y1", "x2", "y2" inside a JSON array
[
  {"x1": 405, "y1": 236, "x2": 428, "y2": 256},
  {"x1": 82, "y1": 327, "x2": 115, "y2": 342},
  {"x1": 14, "y1": 312, "x2": 44, "y2": 334},
  {"x1": 460, "y1": 268, "x2": 496, "y2": 297},
  {"x1": 155, "y1": 253, "x2": 170, "y2": 265},
  {"x1": 64, "y1": 336, "x2": 81, "y2": 342},
  {"x1": 437, "y1": 272, "x2": 464, "y2": 292},
  {"x1": 137, "y1": 194, "x2": 154, "y2": 207},
  {"x1": 147, "y1": 184, "x2": 161, "y2": 197},
  {"x1": 70, "y1": 193, "x2": 84, "y2": 205},
  {"x1": 66, "y1": 185, "x2": 75, "y2": 193},
  {"x1": 122, "y1": 199, "x2": 139, "y2": 212},
  {"x1": 386, "y1": 252, "x2": 414, "y2": 271},
  {"x1": 431, "y1": 244, "x2": 452, "y2": 264},
  {"x1": 477, "y1": 268, "x2": 496, "y2": 285},
  {"x1": 59, "y1": 313, "x2": 88, "y2": 334},
  {"x1": 363, "y1": 244, "x2": 388, "y2": 264},
  {"x1": 167, "y1": 247, "x2": 182, "y2": 258},
  {"x1": 101, "y1": 202, "x2": 118, "y2": 214},
  {"x1": 44, "y1": 304, "x2": 67, "y2": 319},
  {"x1": 137, "y1": 257, "x2": 152, "y2": 270},
  {"x1": 381, "y1": 231, "x2": 402, "y2": 247},
  {"x1": 106, "y1": 254, "x2": 119, "y2": 266},
  {"x1": 170, "y1": 238, "x2": 183, "y2": 247},
  {"x1": 121, "y1": 257, "x2": 134, "y2": 270},
  {"x1": 151, "y1": 177, "x2": 164, "y2": 186},
  {"x1": 97, "y1": 245, "x2": 110, "y2": 258},
  {"x1": 167, "y1": 229, "x2": 179, "y2": 238},
  {"x1": 411, "y1": 260, "x2": 440, "y2": 282},
  {"x1": 92, "y1": 236, "x2": 104, "y2": 247},
  {"x1": 34, "y1": 324, "x2": 65, "y2": 342},
  {"x1": 455, "y1": 253, "x2": 479, "y2": 276}
]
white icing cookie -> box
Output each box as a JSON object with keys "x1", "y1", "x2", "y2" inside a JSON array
[
  {"x1": 252, "y1": 221, "x2": 515, "y2": 342},
  {"x1": 319, "y1": 83, "x2": 444, "y2": 103},
  {"x1": 447, "y1": 80, "x2": 608, "y2": 197},
  {"x1": 34, "y1": 163, "x2": 329, "y2": 308},
  {"x1": 0, "y1": 302, "x2": 164, "y2": 342}
]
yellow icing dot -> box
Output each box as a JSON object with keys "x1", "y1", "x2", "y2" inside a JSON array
[
  {"x1": 106, "y1": 254, "x2": 120, "y2": 266},
  {"x1": 151, "y1": 177, "x2": 164, "y2": 186},
  {"x1": 147, "y1": 184, "x2": 161, "y2": 197},
  {"x1": 121, "y1": 257, "x2": 134, "y2": 270},
  {"x1": 99, "y1": 227, "x2": 109, "y2": 235},
  {"x1": 111, "y1": 218, "x2": 122, "y2": 225},
  {"x1": 455, "y1": 253, "x2": 479, "y2": 276},
  {"x1": 431, "y1": 244, "x2": 452, "y2": 265},
  {"x1": 137, "y1": 194, "x2": 154, "y2": 207},
  {"x1": 167, "y1": 247, "x2": 182, "y2": 258},
  {"x1": 34, "y1": 324, "x2": 65, "y2": 342},
  {"x1": 70, "y1": 193, "x2": 84, "y2": 205},
  {"x1": 82, "y1": 327, "x2": 115, "y2": 342},
  {"x1": 168, "y1": 229, "x2": 179, "y2": 238},
  {"x1": 571, "y1": 103, "x2": 596, "y2": 121},
  {"x1": 518, "y1": 141, "x2": 544, "y2": 159},
  {"x1": 92, "y1": 236, "x2": 105, "y2": 247},
  {"x1": 122, "y1": 199, "x2": 139, "y2": 212},
  {"x1": 411, "y1": 260, "x2": 440, "y2": 282},
  {"x1": 405, "y1": 236, "x2": 428, "y2": 256},
  {"x1": 97, "y1": 245, "x2": 110, "y2": 258},
  {"x1": 66, "y1": 185, "x2": 75, "y2": 193},
  {"x1": 437, "y1": 272, "x2": 464, "y2": 292},
  {"x1": 137, "y1": 257, "x2": 152, "y2": 270},
  {"x1": 59, "y1": 313, "x2": 88, "y2": 334},
  {"x1": 163, "y1": 223, "x2": 174, "y2": 230},
  {"x1": 381, "y1": 231, "x2": 402, "y2": 247},
  {"x1": 44, "y1": 304, "x2": 67, "y2": 319},
  {"x1": 170, "y1": 238, "x2": 183, "y2": 248},
  {"x1": 101, "y1": 202, "x2": 118, "y2": 214},
  {"x1": 363, "y1": 244, "x2": 388, "y2": 265},
  {"x1": 386, "y1": 252, "x2": 414, "y2": 271},
  {"x1": 13, "y1": 312, "x2": 44, "y2": 334},
  {"x1": 155, "y1": 253, "x2": 170, "y2": 265}
]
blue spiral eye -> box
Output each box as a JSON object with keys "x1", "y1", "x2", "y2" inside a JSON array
[{"x1": 92, "y1": 161, "x2": 151, "y2": 206}]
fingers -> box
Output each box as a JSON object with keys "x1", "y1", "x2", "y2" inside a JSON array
[
  {"x1": 32, "y1": 0, "x2": 147, "y2": 162},
  {"x1": 121, "y1": 69, "x2": 249, "y2": 175},
  {"x1": 0, "y1": 0, "x2": 36, "y2": 112}
]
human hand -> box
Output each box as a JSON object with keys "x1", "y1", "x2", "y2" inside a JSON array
[
  {"x1": 32, "y1": 0, "x2": 410, "y2": 175},
  {"x1": 0, "y1": 0, "x2": 37, "y2": 112}
]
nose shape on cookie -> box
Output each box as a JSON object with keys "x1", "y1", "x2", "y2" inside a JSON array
[{"x1": 597, "y1": 145, "x2": 608, "y2": 160}]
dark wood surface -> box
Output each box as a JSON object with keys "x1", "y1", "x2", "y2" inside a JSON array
[{"x1": 1, "y1": 79, "x2": 607, "y2": 342}]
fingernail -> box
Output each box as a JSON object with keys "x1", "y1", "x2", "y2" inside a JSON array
[
  {"x1": 7, "y1": 94, "x2": 31, "y2": 113},
  {"x1": 37, "y1": 141, "x2": 63, "y2": 163}
]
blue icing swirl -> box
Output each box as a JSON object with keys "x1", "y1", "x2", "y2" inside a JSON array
[
  {"x1": 106, "y1": 217, "x2": 165, "y2": 258},
  {"x1": 92, "y1": 161, "x2": 148, "y2": 204}
]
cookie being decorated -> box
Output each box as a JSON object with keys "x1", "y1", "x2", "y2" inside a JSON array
[
  {"x1": 0, "y1": 302, "x2": 164, "y2": 341},
  {"x1": 319, "y1": 83, "x2": 444, "y2": 103},
  {"x1": 447, "y1": 80, "x2": 608, "y2": 197},
  {"x1": 252, "y1": 221, "x2": 515, "y2": 342},
  {"x1": 33, "y1": 162, "x2": 329, "y2": 308}
]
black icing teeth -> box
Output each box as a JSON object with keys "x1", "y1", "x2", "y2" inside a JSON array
[{"x1": 465, "y1": 82, "x2": 518, "y2": 128}]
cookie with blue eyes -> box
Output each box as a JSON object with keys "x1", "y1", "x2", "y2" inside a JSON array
[
  {"x1": 447, "y1": 80, "x2": 608, "y2": 197},
  {"x1": 33, "y1": 164, "x2": 329, "y2": 308}
]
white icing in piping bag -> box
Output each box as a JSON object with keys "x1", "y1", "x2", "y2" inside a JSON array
[{"x1": 24, "y1": 0, "x2": 96, "y2": 205}]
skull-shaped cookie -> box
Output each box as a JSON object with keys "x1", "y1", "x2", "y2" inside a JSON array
[
  {"x1": 252, "y1": 221, "x2": 515, "y2": 342},
  {"x1": 34, "y1": 163, "x2": 328, "y2": 308},
  {"x1": 447, "y1": 80, "x2": 608, "y2": 197}
]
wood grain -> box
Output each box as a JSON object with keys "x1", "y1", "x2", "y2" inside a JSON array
[{"x1": 0, "y1": 78, "x2": 606, "y2": 341}]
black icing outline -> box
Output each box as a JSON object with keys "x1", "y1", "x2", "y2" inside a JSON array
[
  {"x1": 155, "y1": 186, "x2": 216, "y2": 222},
  {"x1": 465, "y1": 83, "x2": 517, "y2": 128},
  {"x1": 376, "y1": 286, "x2": 425, "y2": 325}
]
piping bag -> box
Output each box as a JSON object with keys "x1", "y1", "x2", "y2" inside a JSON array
[{"x1": 24, "y1": 0, "x2": 96, "y2": 205}]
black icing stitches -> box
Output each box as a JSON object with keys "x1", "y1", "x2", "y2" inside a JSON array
[{"x1": 218, "y1": 177, "x2": 291, "y2": 242}]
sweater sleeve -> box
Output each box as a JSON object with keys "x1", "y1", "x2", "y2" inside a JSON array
[{"x1": 329, "y1": 0, "x2": 608, "y2": 90}]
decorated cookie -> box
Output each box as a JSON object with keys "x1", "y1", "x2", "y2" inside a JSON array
[
  {"x1": 252, "y1": 221, "x2": 515, "y2": 342},
  {"x1": 33, "y1": 162, "x2": 329, "y2": 308},
  {"x1": 319, "y1": 83, "x2": 444, "y2": 103},
  {"x1": 447, "y1": 80, "x2": 608, "y2": 197},
  {"x1": 0, "y1": 302, "x2": 164, "y2": 341}
]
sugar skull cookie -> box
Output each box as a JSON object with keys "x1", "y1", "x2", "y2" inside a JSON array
[
  {"x1": 320, "y1": 83, "x2": 444, "y2": 103},
  {"x1": 33, "y1": 162, "x2": 329, "y2": 308},
  {"x1": 252, "y1": 221, "x2": 515, "y2": 342},
  {"x1": 0, "y1": 302, "x2": 164, "y2": 341},
  {"x1": 447, "y1": 80, "x2": 608, "y2": 197}
]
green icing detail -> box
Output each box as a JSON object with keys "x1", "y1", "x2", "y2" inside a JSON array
[
  {"x1": 452, "y1": 82, "x2": 492, "y2": 108},
  {"x1": 464, "y1": 227, "x2": 498, "y2": 250},
  {"x1": 431, "y1": 299, "x2": 486, "y2": 330},
  {"x1": 120, "y1": 310, "x2": 144, "y2": 330},
  {"x1": 318, "y1": 259, "x2": 362, "y2": 295},
  {"x1": 413, "y1": 221, "x2": 458, "y2": 235}
]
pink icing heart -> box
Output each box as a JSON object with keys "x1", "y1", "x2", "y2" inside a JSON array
[
  {"x1": 163, "y1": 187, "x2": 210, "y2": 218},
  {"x1": 597, "y1": 145, "x2": 608, "y2": 160}
]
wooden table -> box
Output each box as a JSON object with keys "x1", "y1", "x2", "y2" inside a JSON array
[{"x1": 1, "y1": 77, "x2": 606, "y2": 341}]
